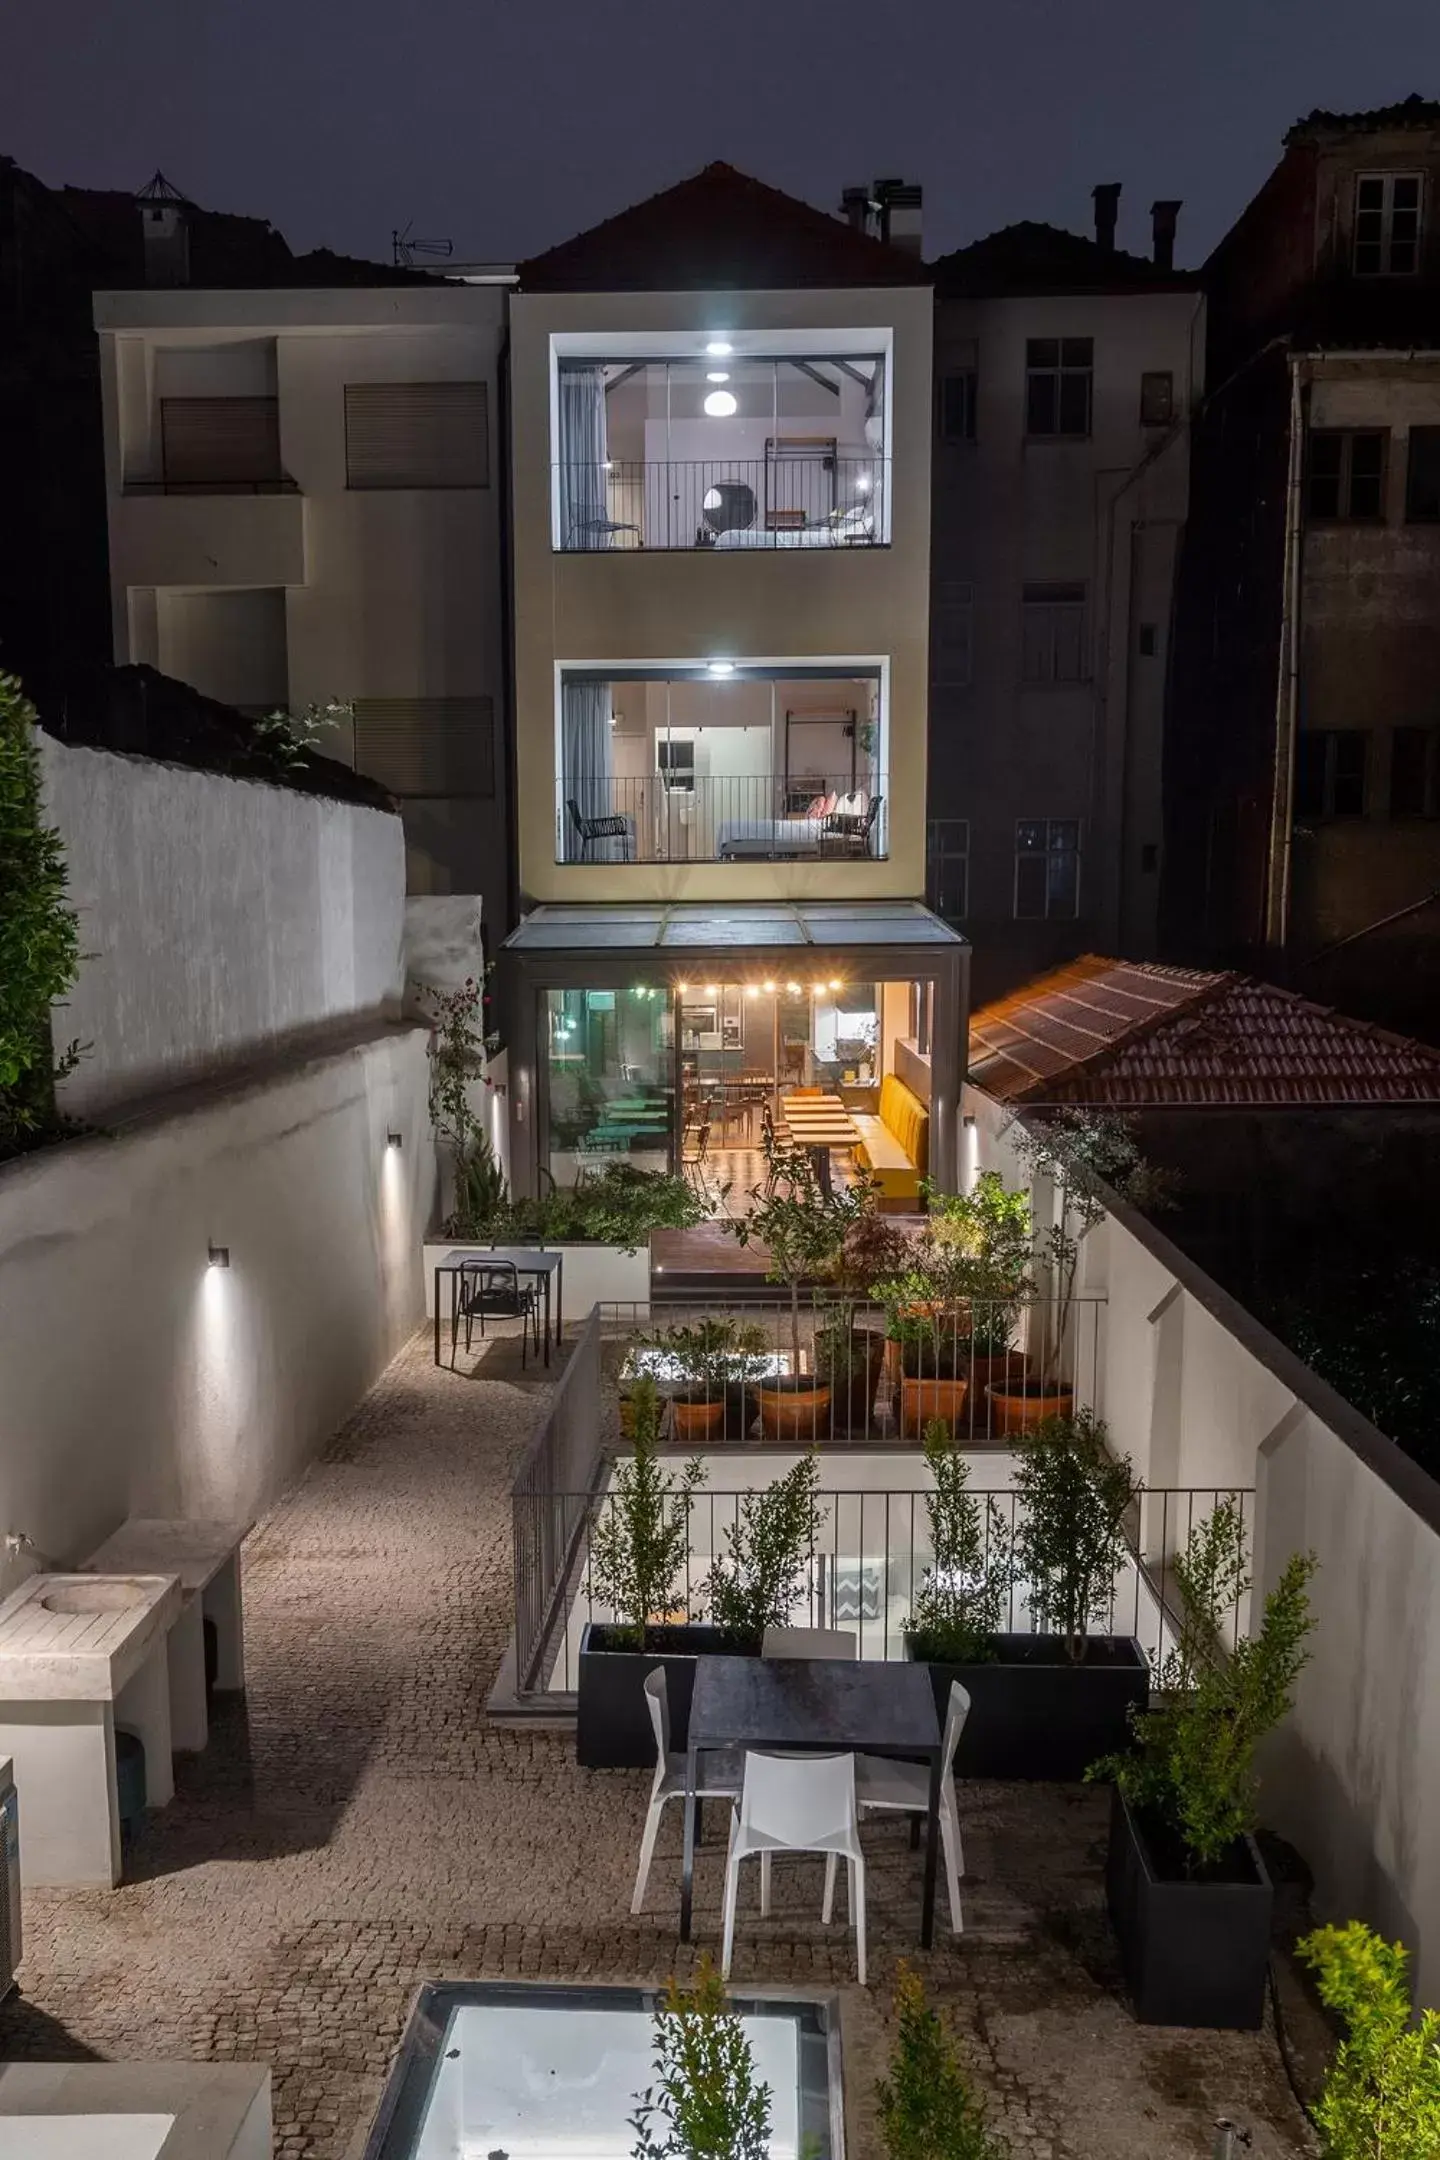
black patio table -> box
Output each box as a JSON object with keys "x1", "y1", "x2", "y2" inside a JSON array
[
  {"x1": 432, "y1": 1247, "x2": 564, "y2": 1369},
  {"x1": 680, "y1": 1654, "x2": 944, "y2": 1949}
]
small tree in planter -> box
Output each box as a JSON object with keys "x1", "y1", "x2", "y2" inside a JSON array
[
  {"x1": 730, "y1": 1144, "x2": 873, "y2": 1441},
  {"x1": 651, "y1": 1319, "x2": 770, "y2": 1444},
  {"x1": 1012, "y1": 1409, "x2": 1139, "y2": 1663},
  {"x1": 703, "y1": 1452, "x2": 823, "y2": 1651},
  {"x1": 1091, "y1": 1504, "x2": 1317, "y2": 2028},
  {"x1": 876, "y1": 1963, "x2": 1010, "y2": 2160},
  {"x1": 632, "y1": 1955, "x2": 773, "y2": 2160},
  {"x1": 813, "y1": 1205, "x2": 914, "y2": 1435},
  {"x1": 906, "y1": 1422, "x2": 1014, "y2": 1666},
  {"x1": 1297, "y1": 1921, "x2": 1440, "y2": 2160},
  {"x1": 422, "y1": 975, "x2": 505, "y2": 1236}
]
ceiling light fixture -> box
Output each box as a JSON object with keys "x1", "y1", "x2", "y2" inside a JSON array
[
  {"x1": 706, "y1": 370, "x2": 730, "y2": 384},
  {"x1": 762, "y1": 980, "x2": 776, "y2": 994},
  {"x1": 786, "y1": 981, "x2": 802, "y2": 996},
  {"x1": 706, "y1": 660, "x2": 735, "y2": 678},
  {"x1": 705, "y1": 340, "x2": 733, "y2": 357},
  {"x1": 703, "y1": 389, "x2": 738, "y2": 418},
  {"x1": 705, "y1": 983, "x2": 720, "y2": 996}
]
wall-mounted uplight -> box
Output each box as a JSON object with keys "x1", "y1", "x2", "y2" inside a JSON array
[
  {"x1": 705, "y1": 340, "x2": 733, "y2": 357},
  {"x1": 706, "y1": 660, "x2": 736, "y2": 678},
  {"x1": 703, "y1": 390, "x2": 738, "y2": 418},
  {"x1": 962, "y1": 1114, "x2": 977, "y2": 1129},
  {"x1": 387, "y1": 1130, "x2": 403, "y2": 1149},
  {"x1": 207, "y1": 1243, "x2": 230, "y2": 1269}
]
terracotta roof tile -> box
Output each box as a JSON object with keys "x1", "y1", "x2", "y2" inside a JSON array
[
  {"x1": 970, "y1": 956, "x2": 1440, "y2": 1107},
  {"x1": 932, "y1": 221, "x2": 1196, "y2": 297}
]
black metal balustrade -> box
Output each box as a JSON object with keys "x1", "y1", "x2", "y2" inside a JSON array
[
  {"x1": 559, "y1": 773, "x2": 887, "y2": 864},
  {"x1": 553, "y1": 458, "x2": 890, "y2": 551}
]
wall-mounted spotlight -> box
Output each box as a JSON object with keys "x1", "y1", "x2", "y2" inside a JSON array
[
  {"x1": 387, "y1": 1130, "x2": 403, "y2": 1149},
  {"x1": 962, "y1": 1114, "x2": 977, "y2": 1129},
  {"x1": 207, "y1": 1242, "x2": 231, "y2": 1269}
]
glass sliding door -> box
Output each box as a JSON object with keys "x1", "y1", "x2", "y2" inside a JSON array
[{"x1": 544, "y1": 988, "x2": 674, "y2": 1187}]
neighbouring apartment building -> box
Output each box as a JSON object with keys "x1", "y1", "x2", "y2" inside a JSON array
[
  {"x1": 90, "y1": 178, "x2": 514, "y2": 929},
  {"x1": 497, "y1": 163, "x2": 968, "y2": 1197},
  {"x1": 926, "y1": 188, "x2": 1202, "y2": 1004},
  {"x1": 1166, "y1": 96, "x2": 1440, "y2": 1035}
]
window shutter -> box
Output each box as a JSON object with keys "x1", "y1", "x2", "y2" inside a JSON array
[
  {"x1": 161, "y1": 397, "x2": 282, "y2": 486},
  {"x1": 352, "y1": 697, "x2": 495, "y2": 798},
  {"x1": 344, "y1": 382, "x2": 489, "y2": 489}
]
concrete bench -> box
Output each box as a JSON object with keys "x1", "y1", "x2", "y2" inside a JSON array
[{"x1": 83, "y1": 1519, "x2": 250, "y2": 1754}]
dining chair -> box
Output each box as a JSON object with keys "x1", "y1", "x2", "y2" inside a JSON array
[
  {"x1": 631, "y1": 1668, "x2": 744, "y2": 1915},
  {"x1": 681, "y1": 1122, "x2": 711, "y2": 1193},
  {"x1": 454, "y1": 1261, "x2": 540, "y2": 1367},
  {"x1": 854, "y1": 1679, "x2": 970, "y2": 1934},
  {"x1": 760, "y1": 1627, "x2": 857, "y2": 1660},
  {"x1": 721, "y1": 1752, "x2": 866, "y2": 1983}
]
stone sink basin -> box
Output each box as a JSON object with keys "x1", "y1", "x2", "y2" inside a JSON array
[{"x1": 0, "y1": 1573, "x2": 183, "y2": 1700}]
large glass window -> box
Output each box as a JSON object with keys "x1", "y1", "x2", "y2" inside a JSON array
[
  {"x1": 544, "y1": 988, "x2": 674, "y2": 1187},
  {"x1": 553, "y1": 352, "x2": 887, "y2": 549}
]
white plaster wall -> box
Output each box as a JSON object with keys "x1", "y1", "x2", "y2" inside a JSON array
[
  {"x1": 0, "y1": 1027, "x2": 432, "y2": 1563},
  {"x1": 41, "y1": 738, "x2": 406, "y2": 1115}
]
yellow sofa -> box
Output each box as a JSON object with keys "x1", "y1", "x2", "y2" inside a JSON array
[{"x1": 852, "y1": 1073, "x2": 929, "y2": 1206}]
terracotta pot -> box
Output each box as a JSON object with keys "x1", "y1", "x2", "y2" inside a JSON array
[
  {"x1": 899, "y1": 1373, "x2": 970, "y2": 1438},
  {"x1": 670, "y1": 1396, "x2": 727, "y2": 1444},
  {"x1": 986, "y1": 1381, "x2": 1075, "y2": 1435},
  {"x1": 756, "y1": 1382, "x2": 833, "y2": 1444}
]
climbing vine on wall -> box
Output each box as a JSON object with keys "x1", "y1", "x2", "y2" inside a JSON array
[{"x1": 0, "y1": 671, "x2": 82, "y2": 1158}]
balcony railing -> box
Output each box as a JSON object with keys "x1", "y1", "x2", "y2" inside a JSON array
[
  {"x1": 559, "y1": 773, "x2": 887, "y2": 864},
  {"x1": 553, "y1": 457, "x2": 890, "y2": 552}
]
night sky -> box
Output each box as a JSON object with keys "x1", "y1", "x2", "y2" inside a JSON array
[{"x1": 5, "y1": 0, "x2": 1439, "y2": 269}]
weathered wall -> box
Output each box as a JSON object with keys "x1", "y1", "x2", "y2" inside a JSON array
[
  {"x1": 0, "y1": 1026, "x2": 433, "y2": 1565},
  {"x1": 41, "y1": 736, "x2": 406, "y2": 1115}
]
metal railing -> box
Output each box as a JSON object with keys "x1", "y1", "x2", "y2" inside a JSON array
[
  {"x1": 511, "y1": 1307, "x2": 607, "y2": 1691},
  {"x1": 553, "y1": 457, "x2": 890, "y2": 552},
  {"x1": 558, "y1": 773, "x2": 887, "y2": 864}
]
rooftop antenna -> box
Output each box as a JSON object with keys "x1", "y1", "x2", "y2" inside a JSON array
[{"x1": 392, "y1": 220, "x2": 454, "y2": 269}]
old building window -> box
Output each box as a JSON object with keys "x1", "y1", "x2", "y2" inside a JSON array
[
  {"x1": 159, "y1": 397, "x2": 284, "y2": 490},
  {"x1": 1353, "y1": 172, "x2": 1424, "y2": 276},
  {"x1": 1139, "y1": 371, "x2": 1175, "y2": 427},
  {"x1": 1405, "y1": 427, "x2": 1440, "y2": 521},
  {"x1": 1015, "y1": 819, "x2": 1081, "y2": 919},
  {"x1": 1025, "y1": 338, "x2": 1093, "y2": 438},
  {"x1": 1021, "y1": 583, "x2": 1087, "y2": 683},
  {"x1": 926, "y1": 819, "x2": 970, "y2": 922},
  {"x1": 1390, "y1": 727, "x2": 1440, "y2": 817},
  {"x1": 344, "y1": 382, "x2": 490, "y2": 489},
  {"x1": 351, "y1": 697, "x2": 496, "y2": 797},
  {"x1": 1295, "y1": 729, "x2": 1367, "y2": 819},
  {"x1": 938, "y1": 347, "x2": 978, "y2": 441},
  {"x1": 932, "y1": 581, "x2": 975, "y2": 686},
  {"x1": 1306, "y1": 430, "x2": 1387, "y2": 520}
]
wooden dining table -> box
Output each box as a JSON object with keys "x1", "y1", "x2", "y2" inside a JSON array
[{"x1": 780, "y1": 1094, "x2": 860, "y2": 1194}]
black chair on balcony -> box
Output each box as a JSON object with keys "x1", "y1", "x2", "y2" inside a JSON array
[
  {"x1": 567, "y1": 798, "x2": 635, "y2": 862},
  {"x1": 453, "y1": 1261, "x2": 541, "y2": 1368},
  {"x1": 821, "y1": 794, "x2": 884, "y2": 858}
]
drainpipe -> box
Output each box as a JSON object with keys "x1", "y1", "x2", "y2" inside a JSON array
[{"x1": 1263, "y1": 355, "x2": 1306, "y2": 948}]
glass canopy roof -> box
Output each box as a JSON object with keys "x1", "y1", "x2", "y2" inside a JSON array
[{"x1": 505, "y1": 900, "x2": 966, "y2": 954}]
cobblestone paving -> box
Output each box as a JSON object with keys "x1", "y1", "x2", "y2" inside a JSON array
[{"x1": 2, "y1": 1329, "x2": 1314, "y2": 2159}]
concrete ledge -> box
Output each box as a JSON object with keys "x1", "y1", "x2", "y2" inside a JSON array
[{"x1": 0, "y1": 2060, "x2": 271, "y2": 2159}]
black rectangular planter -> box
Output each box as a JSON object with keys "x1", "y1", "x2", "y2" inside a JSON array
[
  {"x1": 576, "y1": 1622, "x2": 736, "y2": 1769},
  {"x1": 1105, "y1": 1786, "x2": 1273, "y2": 2029},
  {"x1": 911, "y1": 1634, "x2": 1149, "y2": 1781}
]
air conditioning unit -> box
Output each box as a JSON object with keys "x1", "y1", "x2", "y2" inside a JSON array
[{"x1": 0, "y1": 1759, "x2": 20, "y2": 1998}]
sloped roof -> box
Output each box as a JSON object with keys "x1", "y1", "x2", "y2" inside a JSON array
[
  {"x1": 1286, "y1": 93, "x2": 1440, "y2": 145},
  {"x1": 517, "y1": 162, "x2": 930, "y2": 291},
  {"x1": 969, "y1": 956, "x2": 1440, "y2": 1107},
  {"x1": 55, "y1": 182, "x2": 429, "y2": 289},
  {"x1": 932, "y1": 221, "x2": 1196, "y2": 298}
]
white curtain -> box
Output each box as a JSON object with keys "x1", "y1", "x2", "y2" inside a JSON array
[
  {"x1": 558, "y1": 365, "x2": 609, "y2": 548},
  {"x1": 561, "y1": 679, "x2": 618, "y2": 860}
]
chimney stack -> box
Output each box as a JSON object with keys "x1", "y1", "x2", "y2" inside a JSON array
[
  {"x1": 135, "y1": 170, "x2": 190, "y2": 287},
  {"x1": 1150, "y1": 199, "x2": 1182, "y2": 271},
  {"x1": 840, "y1": 185, "x2": 874, "y2": 235},
  {"x1": 1092, "y1": 182, "x2": 1121, "y2": 254},
  {"x1": 873, "y1": 177, "x2": 924, "y2": 257}
]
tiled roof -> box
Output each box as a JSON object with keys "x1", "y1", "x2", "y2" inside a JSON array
[
  {"x1": 1286, "y1": 93, "x2": 1440, "y2": 145},
  {"x1": 969, "y1": 955, "x2": 1440, "y2": 1107},
  {"x1": 931, "y1": 221, "x2": 1196, "y2": 297},
  {"x1": 517, "y1": 162, "x2": 930, "y2": 291}
]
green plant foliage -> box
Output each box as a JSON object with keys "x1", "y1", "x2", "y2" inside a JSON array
[
  {"x1": 421, "y1": 975, "x2": 507, "y2": 1237},
  {"x1": 907, "y1": 1421, "x2": 1014, "y2": 1663},
  {"x1": 1093, "y1": 1514, "x2": 1317, "y2": 1870},
  {"x1": 588, "y1": 1376, "x2": 705, "y2": 1645},
  {"x1": 704, "y1": 1452, "x2": 823, "y2": 1646},
  {"x1": 0, "y1": 671, "x2": 83, "y2": 1156},
  {"x1": 631, "y1": 1955, "x2": 773, "y2": 2160},
  {"x1": 876, "y1": 1964, "x2": 1009, "y2": 2160},
  {"x1": 731, "y1": 1142, "x2": 876, "y2": 1370},
  {"x1": 1297, "y1": 1921, "x2": 1440, "y2": 2160},
  {"x1": 252, "y1": 696, "x2": 353, "y2": 775},
  {"x1": 652, "y1": 1319, "x2": 770, "y2": 1401},
  {"x1": 1012, "y1": 1410, "x2": 1140, "y2": 1664}
]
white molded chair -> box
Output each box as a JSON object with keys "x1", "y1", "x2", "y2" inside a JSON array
[
  {"x1": 760, "y1": 1627, "x2": 856, "y2": 1659},
  {"x1": 854, "y1": 1679, "x2": 971, "y2": 1933},
  {"x1": 721, "y1": 1751, "x2": 866, "y2": 1984},
  {"x1": 631, "y1": 1667, "x2": 744, "y2": 1915}
]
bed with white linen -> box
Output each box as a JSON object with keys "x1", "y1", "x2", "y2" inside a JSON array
[
  {"x1": 713, "y1": 507, "x2": 876, "y2": 550},
  {"x1": 715, "y1": 814, "x2": 825, "y2": 859}
]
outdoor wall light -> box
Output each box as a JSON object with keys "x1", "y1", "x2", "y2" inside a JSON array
[
  {"x1": 207, "y1": 1243, "x2": 230, "y2": 1269},
  {"x1": 962, "y1": 1114, "x2": 977, "y2": 1128},
  {"x1": 705, "y1": 339, "x2": 733, "y2": 356},
  {"x1": 387, "y1": 1130, "x2": 403, "y2": 1149},
  {"x1": 703, "y1": 390, "x2": 738, "y2": 418}
]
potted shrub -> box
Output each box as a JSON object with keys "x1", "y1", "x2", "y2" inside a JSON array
[
  {"x1": 729, "y1": 1145, "x2": 872, "y2": 1442},
  {"x1": 577, "y1": 1377, "x2": 721, "y2": 1769},
  {"x1": 1297, "y1": 1920, "x2": 1440, "y2": 2155},
  {"x1": 814, "y1": 1207, "x2": 912, "y2": 1435},
  {"x1": 631, "y1": 1955, "x2": 772, "y2": 2160},
  {"x1": 652, "y1": 1319, "x2": 770, "y2": 1444},
  {"x1": 1092, "y1": 1502, "x2": 1317, "y2": 2029},
  {"x1": 703, "y1": 1453, "x2": 823, "y2": 1652},
  {"x1": 879, "y1": 1173, "x2": 1033, "y2": 1438},
  {"x1": 877, "y1": 1963, "x2": 1010, "y2": 2160}
]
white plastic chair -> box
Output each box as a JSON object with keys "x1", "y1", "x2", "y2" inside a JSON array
[
  {"x1": 854, "y1": 1679, "x2": 970, "y2": 1933},
  {"x1": 760, "y1": 1627, "x2": 856, "y2": 1659},
  {"x1": 631, "y1": 1667, "x2": 743, "y2": 1915},
  {"x1": 721, "y1": 1751, "x2": 866, "y2": 1984}
]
